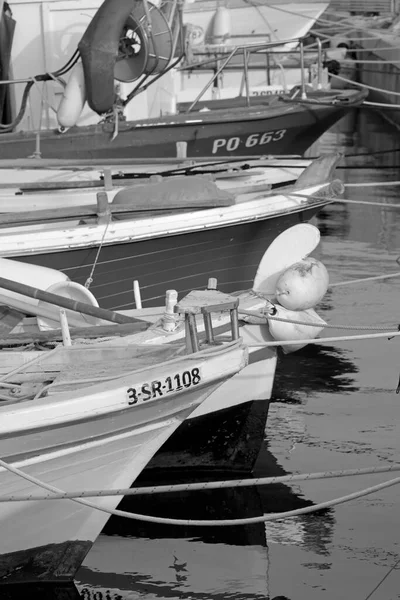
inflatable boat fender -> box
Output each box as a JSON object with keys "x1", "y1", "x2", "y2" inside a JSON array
[
  {"x1": 78, "y1": 0, "x2": 140, "y2": 114},
  {"x1": 0, "y1": 257, "x2": 69, "y2": 309},
  {"x1": 57, "y1": 61, "x2": 87, "y2": 129},
  {"x1": 37, "y1": 281, "x2": 101, "y2": 330},
  {"x1": 209, "y1": 6, "x2": 231, "y2": 44},
  {"x1": 268, "y1": 305, "x2": 326, "y2": 354}
]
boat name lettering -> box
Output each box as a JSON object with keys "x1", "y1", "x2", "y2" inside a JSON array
[
  {"x1": 127, "y1": 367, "x2": 202, "y2": 405},
  {"x1": 79, "y1": 588, "x2": 122, "y2": 600},
  {"x1": 252, "y1": 90, "x2": 285, "y2": 96},
  {"x1": 212, "y1": 129, "x2": 287, "y2": 154}
]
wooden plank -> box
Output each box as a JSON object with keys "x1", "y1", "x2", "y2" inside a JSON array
[
  {"x1": 0, "y1": 155, "x2": 303, "y2": 170},
  {"x1": 0, "y1": 320, "x2": 151, "y2": 347},
  {"x1": 0, "y1": 178, "x2": 140, "y2": 191},
  {"x1": 0, "y1": 343, "x2": 181, "y2": 375},
  {"x1": 0, "y1": 199, "x2": 232, "y2": 226},
  {"x1": 0, "y1": 276, "x2": 140, "y2": 324},
  {"x1": 0, "y1": 306, "x2": 25, "y2": 334}
]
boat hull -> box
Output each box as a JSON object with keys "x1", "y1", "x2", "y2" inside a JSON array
[
  {"x1": 13, "y1": 204, "x2": 325, "y2": 310},
  {"x1": 0, "y1": 92, "x2": 366, "y2": 160},
  {"x1": 0, "y1": 377, "x2": 229, "y2": 584},
  {"x1": 144, "y1": 318, "x2": 277, "y2": 474},
  {"x1": 144, "y1": 397, "x2": 270, "y2": 476}
]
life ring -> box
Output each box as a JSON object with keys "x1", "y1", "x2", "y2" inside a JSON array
[
  {"x1": 115, "y1": 2, "x2": 174, "y2": 82},
  {"x1": 78, "y1": 0, "x2": 175, "y2": 114}
]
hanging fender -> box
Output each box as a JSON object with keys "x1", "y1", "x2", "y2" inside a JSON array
[
  {"x1": 57, "y1": 61, "x2": 87, "y2": 130},
  {"x1": 78, "y1": 0, "x2": 140, "y2": 115}
]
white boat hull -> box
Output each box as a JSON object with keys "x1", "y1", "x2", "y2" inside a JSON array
[{"x1": 0, "y1": 341, "x2": 247, "y2": 583}]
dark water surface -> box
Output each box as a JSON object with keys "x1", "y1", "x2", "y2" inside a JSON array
[{"x1": 33, "y1": 108, "x2": 400, "y2": 599}]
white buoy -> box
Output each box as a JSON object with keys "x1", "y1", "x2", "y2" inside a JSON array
[
  {"x1": 209, "y1": 6, "x2": 231, "y2": 44},
  {"x1": 57, "y1": 61, "x2": 87, "y2": 130},
  {"x1": 268, "y1": 305, "x2": 326, "y2": 354},
  {"x1": 275, "y1": 257, "x2": 329, "y2": 311}
]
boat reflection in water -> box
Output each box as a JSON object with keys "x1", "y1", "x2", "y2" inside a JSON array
[
  {"x1": 0, "y1": 583, "x2": 82, "y2": 600},
  {"x1": 72, "y1": 448, "x2": 335, "y2": 600}
]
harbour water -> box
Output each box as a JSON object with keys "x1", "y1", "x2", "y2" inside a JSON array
[{"x1": 17, "y1": 107, "x2": 400, "y2": 599}]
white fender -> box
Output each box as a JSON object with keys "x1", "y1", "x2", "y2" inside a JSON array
[
  {"x1": 268, "y1": 304, "x2": 326, "y2": 354},
  {"x1": 0, "y1": 257, "x2": 69, "y2": 308},
  {"x1": 37, "y1": 281, "x2": 101, "y2": 330},
  {"x1": 210, "y1": 6, "x2": 231, "y2": 44},
  {"x1": 0, "y1": 257, "x2": 101, "y2": 330},
  {"x1": 57, "y1": 61, "x2": 87, "y2": 130}
]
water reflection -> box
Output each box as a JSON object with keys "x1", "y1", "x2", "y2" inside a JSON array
[
  {"x1": 73, "y1": 440, "x2": 337, "y2": 600},
  {"x1": 271, "y1": 345, "x2": 358, "y2": 404},
  {"x1": 307, "y1": 107, "x2": 400, "y2": 169},
  {"x1": 0, "y1": 583, "x2": 82, "y2": 600}
]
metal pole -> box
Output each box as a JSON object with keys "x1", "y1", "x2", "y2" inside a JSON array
[
  {"x1": 300, "y1": 40, "x2": 307, "y2": 100},
  {"x1": 186, "y1": 46, "x2": 239, "y2": 112},
  {"x1": 243, "y1": 48, "x2": 250, "y2": 107},
  {"x1": 317, "y1": 37, "x2": 322, "y2": 90}
]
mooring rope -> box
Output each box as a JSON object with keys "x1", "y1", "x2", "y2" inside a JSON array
[
  {"x1": 364, "y1": 100, "x2": 400, "y2": 110},
  {"x1": 364, "y1": 557, "x2": 400, "y2": 600},
  {"x1": 342, "y1": 57, "x2": 400, "y2": 63},
  {"x1": 345, "y1": 180, "x2": 400, "y2": 187},
  {"x1": 84, "y1": 214, "x2": 111, "y2": 289},
  {"x1": 1, "y1": 464, "x2": 399, "y2": 501},
  {"x1": 330, "y1": 74, "x2": 400, "y2": 96},
  {"x1": 329, "y1": 272, "x2": 400, "y2": 287},
  {"x1": 0, "y1": 457, "x2": 399, "y2": 526},
  {"x1": 248, "y1": 329, "x2": 400, "y2": 348},
  {"x1": 291, "y1": 191, "x2": 400, "y2": 208},
  {"x1": 240, "y1": 309, "x2": 398, "y2": 332}
]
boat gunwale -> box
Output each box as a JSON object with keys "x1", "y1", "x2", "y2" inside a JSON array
[{"x1": 0, "y1": 192, "x2": 332, "y2": 256}]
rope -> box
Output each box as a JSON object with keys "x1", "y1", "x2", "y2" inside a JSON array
[
  {"x1": 308, "y1": 147, "x2": 400, "y2": 160},
  {"x1": 364, "y1": 100, "x2": 400, "y2": 109},
  {"x1": 342, "y1": 58, "x2": 400, "y2": 63},
  {"x1": 330, "y1": 272, "x2": 400, "y2": 287},
  {"x1": 329, "y1": 73, "x2": 400, "y2": 96},
  {"x1": 247, "y1": 310, "x2": 398, "y2": 332},
  {"x1": 247, "y1": 329, "x2": 400, "y2": 349},
  {"x1": 364, "y1": 557, "x2": 400, "y2": 600},
  {"x1": 2, "y1": 464, "x2": 400, "y2": 502},
  {"x1": 345, "y1": 180, "x2": 400, "y2": 187},
  {"x1": 292, "y1": 191, "x2": 400, "y2": 208},
  {"x1": 84, "y1": 215, "x2": 111, "y2": 289},
  {"x1": 0, "y1": 457, "x2": 399, "y2": 526}
]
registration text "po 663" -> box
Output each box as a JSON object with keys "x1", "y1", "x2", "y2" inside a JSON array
[{"x1": 212, "y1": 129, "x2": 287, "y2": 154}]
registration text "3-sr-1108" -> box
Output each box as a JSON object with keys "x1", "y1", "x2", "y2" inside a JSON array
[
  {"x1": 127, "y1": 367, "x2": 202, "y2": 405},
  {"x1": 212, "y1": 129, "x2": 287, "y2": 154}
]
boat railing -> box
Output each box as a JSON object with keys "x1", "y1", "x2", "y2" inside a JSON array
[{"x1": 179, "y1": 36, "x2": 325, "y2": 112}]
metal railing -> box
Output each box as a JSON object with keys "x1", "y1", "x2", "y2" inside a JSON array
[{"x1": 179, "y1": 36, "x2": 324, "y2": 112}]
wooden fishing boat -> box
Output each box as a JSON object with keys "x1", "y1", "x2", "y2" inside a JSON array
[
  {"x1": 0, "y1": 87, "x2": 367, "y2": 160},
  {"x1": 0, "y1": 222, "x2": 327, "y2": 476},
  {"x1": 0, "y1": 0, "x2": 366, "y2": 160},
  {"x1": 0, "y1": 292, "x2": 248, "y2": 585},
  {"x1": 0, "y1": 153, "x2": 342, "y2": 312}
]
